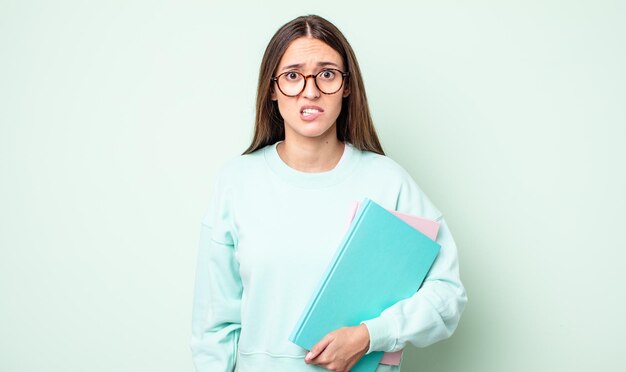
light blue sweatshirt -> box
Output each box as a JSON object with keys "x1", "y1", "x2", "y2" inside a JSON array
[{"x1": 191, "y1": 142, "x2": 467, "y2": 371}]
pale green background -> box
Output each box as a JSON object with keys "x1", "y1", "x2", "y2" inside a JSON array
[{"x1": 1, "y1": 1, "x2": 624, "y2": 371}]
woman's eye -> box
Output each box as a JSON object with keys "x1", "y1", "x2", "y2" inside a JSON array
[
  {"x1": 285, "y1": 72, "x2": 300, "y2": 81},
  {"x1": 320, "y1": 70, "x2": 336, "y2": 80}
]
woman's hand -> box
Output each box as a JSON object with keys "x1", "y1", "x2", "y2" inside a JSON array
[{"x1": 304, "y1": 324, "x2": 371, "y2": 372}]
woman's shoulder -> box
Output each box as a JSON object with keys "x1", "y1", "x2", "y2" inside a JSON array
[
  {"x1": 212, "y1": 145, "x2": 270, "y2": 185},
  {"x1": 355, "y1": 147, "x2": 442, "y2": 219},
  {"x1": 353, "y1": 146, "x2": 414, "y2": 181}
]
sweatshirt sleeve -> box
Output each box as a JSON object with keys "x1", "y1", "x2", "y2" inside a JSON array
[
  {"x1": 191, "y1": 175, "x2": 242, "y2": 371},
  {"x1": 360, "y1": 174, "x2": 468, "y2": 352}
]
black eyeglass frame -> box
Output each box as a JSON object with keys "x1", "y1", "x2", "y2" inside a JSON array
[{"x1": 271, "y1": 69, "x2": 350, "y2": 97}]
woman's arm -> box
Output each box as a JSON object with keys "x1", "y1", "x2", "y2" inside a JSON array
[
  {"x1": 191, "y1": 178, "x2": 242, "y2": 371},
  {"x1": 305, "y1": 218, "x2": 466, "y2": 371},
  {"x1": 355, "y1": 168, "x2": 468, "y2": 352},
  {"x1": 305, "y1": 171, "x2": 466, "y2": 369}
]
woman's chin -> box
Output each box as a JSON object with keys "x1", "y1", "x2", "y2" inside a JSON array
[{"x1": 285, "y1": 123, "x2": 336, "y2": 141}]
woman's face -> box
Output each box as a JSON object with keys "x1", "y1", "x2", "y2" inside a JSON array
[{"x1": 271, "y1": 37, "x2": 349, "y2": 143}]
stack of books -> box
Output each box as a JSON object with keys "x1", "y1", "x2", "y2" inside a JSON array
[{"x1": 289, "y1": 198, "x2": 442, "y2": 372}]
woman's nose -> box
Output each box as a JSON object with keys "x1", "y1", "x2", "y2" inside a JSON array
[{"x1": 301, "y1": 75, "x2": 320, "y2": 99}]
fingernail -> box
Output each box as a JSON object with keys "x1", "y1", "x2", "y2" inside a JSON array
[{"x1": 306, "y1": 352, "x2": 312, "y2": 360}]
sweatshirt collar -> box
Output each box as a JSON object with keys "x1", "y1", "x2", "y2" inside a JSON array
[{"x1": 264, "y1": 141, "x2": 361, "y2": 188}]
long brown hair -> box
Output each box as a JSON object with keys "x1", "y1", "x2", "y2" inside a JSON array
[{"x1": 243, "y1": 15, "x2": 384, "y2": 155}]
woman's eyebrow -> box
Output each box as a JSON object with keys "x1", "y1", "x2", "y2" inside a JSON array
[
  {"x1": 279, "y1": 61, "x2": 341, "y2": 72},
  {"x1": 280, "y1": 63, "x2": 304, "y2": 71},
  {"x1": 317, "y1": 61, "x2": 340, "y2": 68}
]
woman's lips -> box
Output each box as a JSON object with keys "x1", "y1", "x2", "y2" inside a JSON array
[{"x1": 300, "y1": 106, "x2": 324, "y2": 121}]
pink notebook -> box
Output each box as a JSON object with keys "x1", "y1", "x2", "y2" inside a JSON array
[{"x1": 346, "y1": 201, "x2": 440, "y2": 366}]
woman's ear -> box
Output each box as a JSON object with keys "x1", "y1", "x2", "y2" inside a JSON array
[{"x1": 342, "y1": 87, "x2": 350, "y2": 98}]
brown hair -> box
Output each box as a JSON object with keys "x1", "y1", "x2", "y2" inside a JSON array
[{"x1": 243, "y1": 15, "x2": 384, "y2": 155}]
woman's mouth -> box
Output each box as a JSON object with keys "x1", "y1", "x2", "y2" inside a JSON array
[{"x1": 300, "y1": 106, "x2": 324, "y2": 121}]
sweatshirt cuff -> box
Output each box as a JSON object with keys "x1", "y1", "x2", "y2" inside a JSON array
[{"x1": 361, "y1": 316, "x2": 397, "y2": 354}]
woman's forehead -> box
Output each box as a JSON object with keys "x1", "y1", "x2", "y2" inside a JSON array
[{"x1": 277, "y1": 37, "x2": 343, "y2": 71}]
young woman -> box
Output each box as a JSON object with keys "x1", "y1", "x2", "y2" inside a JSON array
[{"x1": 191, "y1": 15, "x2": 467, "y2": 372}]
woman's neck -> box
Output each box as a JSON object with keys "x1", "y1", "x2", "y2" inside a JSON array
[{"x1": 276, "y1": 137, "x2": 345, "y2": 173}]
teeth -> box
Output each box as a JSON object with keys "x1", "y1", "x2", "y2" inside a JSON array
[{"x1": 302, "y1": 108, "x2": 320, "y2": 116}]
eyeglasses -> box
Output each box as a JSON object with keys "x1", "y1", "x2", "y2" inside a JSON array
[{"x1": 271, "y1": 69, "x2": 349, "y2": 97}]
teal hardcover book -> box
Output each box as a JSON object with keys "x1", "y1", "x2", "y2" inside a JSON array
[{"x1": 289, "y1": 198, "x2": 441, "y2": 372}]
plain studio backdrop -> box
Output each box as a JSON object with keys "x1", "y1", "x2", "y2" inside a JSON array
[{"x1": 1, "y1": 1, "x2": 624, "y2": 371}]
